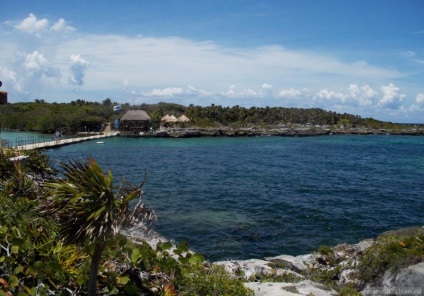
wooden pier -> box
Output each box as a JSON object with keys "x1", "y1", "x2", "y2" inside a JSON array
[{"x1": 14, "y1": 132, "x2": 120, "y2": 151}]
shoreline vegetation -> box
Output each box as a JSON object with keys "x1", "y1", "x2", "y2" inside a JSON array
[{"x1": 1, "y1": 100, "x2": 423, "y2": 138}]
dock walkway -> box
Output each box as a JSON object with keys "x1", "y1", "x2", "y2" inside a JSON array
[{"x1": 14, "y1": 132, "x2": 120, "y2": 151}]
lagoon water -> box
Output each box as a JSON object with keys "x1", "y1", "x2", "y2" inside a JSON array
[{"x1": 7, "y1": 131, "x2": 423, "y2": 261}]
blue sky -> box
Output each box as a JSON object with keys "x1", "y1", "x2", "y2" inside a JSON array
[{"x1": 1, "y1": 1, "x2": 423, "y2": 123}]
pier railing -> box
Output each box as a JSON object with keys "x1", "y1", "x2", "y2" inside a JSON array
[{"x1": 0, "y1": 132, "x2": 119, "y2": 150}]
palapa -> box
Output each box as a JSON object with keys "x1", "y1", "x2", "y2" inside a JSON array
[
  {"x1": 161, "y1": 114, "x2": 171, "y2": 122},
  {"x1": 121, "y1": 110, "x2": 151, "y2": 121},
  {"x1": 177, "y1": 115, "x2": 190, "y2": 122},
  {"x1": 165, "y1": 115, "x2": 178, "y2": 123}
]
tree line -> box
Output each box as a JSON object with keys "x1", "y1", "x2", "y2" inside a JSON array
[{"x1": 0, "y1": 99, "x2": 410, "y2": 133}]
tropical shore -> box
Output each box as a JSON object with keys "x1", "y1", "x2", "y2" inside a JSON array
[{"x1": 126, "y1": 225, "x2": 424, "y2": 296}]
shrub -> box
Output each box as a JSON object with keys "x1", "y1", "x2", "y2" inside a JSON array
[
  {"x1": 176, "y1": 263, "x2": 254, "y2": 296},
  {"x1": 358, "y1": 228, "x2": 424, "y2": 282}
]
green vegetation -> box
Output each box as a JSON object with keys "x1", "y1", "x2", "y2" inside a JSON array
[
  {"x1": 41, "y1": 157, "x2": 156, "y2": 296},
  {"x1": 306, "y1": 228, "x2": 424, "y2": 293},
  {"x1": 176, "y1": 264, "x2": 254, "y2": 296},
  {"x1": 358, "y1": 229, "x2": 424, "y2": 283},
  {"x1": 1, "y1": 100, "x2": 419, "y2": 134},
  {"x1": 0, "y1": 150, "x2": 253, "y2": 295}
]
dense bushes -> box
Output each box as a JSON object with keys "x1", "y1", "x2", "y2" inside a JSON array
[{"x1": 2, "y1": 100, "x2": 414, "y2": 134}]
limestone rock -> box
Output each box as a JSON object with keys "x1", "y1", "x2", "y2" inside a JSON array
[
  {"x1": 265, "y1": 254, "x2": 309, "y2": 272},
  {"x1": 215, "y1": 259, "x2": 275, "y2": 279},
  {"x1": 362, "y1": 262, "x2": 424, "y2": 296},
  {"x1": 245, "y1": 280, "x2": 337, "y2": 296}
]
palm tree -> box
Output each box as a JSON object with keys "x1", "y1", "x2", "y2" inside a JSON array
[{"x1": 41, "y1": 157, "x2": 156, "y2": 295}]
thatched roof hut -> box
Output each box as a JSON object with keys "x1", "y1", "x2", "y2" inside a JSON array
[
  {"x1": 177, "y1": 115, "x2": 190, "y2": 122},
  {"x1": 121, "y1": 110, "x2": 151, "y2": 121},
  {"x1": 165, "y1": 115, "x2": 178, "y2": 123},
  {"x1": 120, "y1": 110, "x2": 151, "y2": 132},
  {"x1": 161, "y1": 114, "x2": 171, "y2": 122}
]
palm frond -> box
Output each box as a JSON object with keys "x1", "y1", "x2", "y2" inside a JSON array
[{"x1": 40, "y1": 157, "x2": 156, "y2": 246}]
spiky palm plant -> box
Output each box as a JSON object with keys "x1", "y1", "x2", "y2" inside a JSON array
[{"x1": 41, "y1": 157, "x2": 156, "y2": 296}]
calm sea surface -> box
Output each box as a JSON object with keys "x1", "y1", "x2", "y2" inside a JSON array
[{"x1": 5, "y1": 132, "x2": 423, "y2": 261}]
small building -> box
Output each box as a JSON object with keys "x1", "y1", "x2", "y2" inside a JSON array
[
  {"x1": 120, "y1": 110, "x2": 151, "y2": 133},
  {"x1": 0, "y1": 91, "x2": 7, "y2": 105}
]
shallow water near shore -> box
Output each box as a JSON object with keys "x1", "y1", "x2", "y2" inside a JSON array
[{"x1": 39, "y1": 134, "x2": 424, "y2": 261}]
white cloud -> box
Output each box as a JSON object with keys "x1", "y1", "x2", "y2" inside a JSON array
[
  {"x1": 68, "y1": 55, "x2": 90, "y2": 86},
  {"x1": 223, "y1": 85, "x2": 236, "y2": 97},
  {"x1": 23, "y1": 51, "x2": 60, "y2": 78},
  {"x1": 316, "y1": 89, "x2": 346, "y2": 101},
  {"x1": 416, "y1": 93, "x2": 424, "y2": 105},
  {"x1": 144, "y1": 87, "x2": 184, "y2": 97},
  {"x1": 123, "y1": 78, "x2": 137, "y2": 95},
  {"x1": 347, "y1": 84, "x2": 377, "y2": 106},
  {"x1": 379, "y1": 83, "x2": 405, "y2": 108},
  {"x1": 1, "y1": 13, "x2": 422, "y2": 122},
  {"x1": 186, "y1": 85, "x2": 211, "y2": 96},
  {"x1": 222, "y1": 85, "x2": 260, "y2": 98},
  {"x1": 15, "y1": 13, "x2": 48, "y2": 33},
  {"x1": 0, "y1": 66, "x2": 24, "y2": 93},
  {"x1": 50, "y1": 18, "x2": 75, "y2": 33},
  {"x1": 278, "y1": 88, "x2": 303, "y2": 98}
]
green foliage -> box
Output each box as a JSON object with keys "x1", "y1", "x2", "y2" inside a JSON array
[
  {"x1": 176, "y1": 263, "x2": 254, "y2": 296},
  {"x1": 41, "y1": 157, "x2": 154, "y2": 246},
  {"x1": 40, "y1": 157, "x2": 156, "y2": 295},
  {"x1": 358, "y1": 229, "x2": 424, "y2": 282},
  {"x1": 0, "y1": 194, "x2": 87, "y2": 295},
  {"x1": 0, "y1": 149, "x2": 52, "y2": 199},
  {"x1": 0, "y1": 101, "x2": 112, "y2": 132},
  {"x1": 4, "y1": 100, "x2": 418, "y2": 134},
  {"x1": 338, "y1": 284, "x2": 361, "y2": 296},
  {"x1": 317, "y1": 245, "x2": 333, "y2": 256},
  {"x1": 308, "y1": 265, "x2": 342, "y2": 287}
]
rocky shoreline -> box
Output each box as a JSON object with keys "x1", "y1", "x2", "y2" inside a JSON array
[
  {"x1": 123, "y1": 225, "x2": 424, "y2": 296},
  {"x1": 123, "y1": 125, "x2": 424, "y2": 138}
]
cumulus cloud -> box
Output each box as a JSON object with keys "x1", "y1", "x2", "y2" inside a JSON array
[
  {"x1": 144, "y1": 87, "x2": 184, "y2": 97},
  {"x1": 222, "y1": 85, "x2": 260, "y2": 98},
  {"x1": 0, "y1": 66, "x2": 24, "y2": 93},
  {"x1": 278, "y1": 88, "x2": 303, "y2": 98},
  {"x1": 50, "y1": 18, "x2": 75, "y2": 33},
  {"x1": 68, "y1": 55, "x2": 90, "y2": 86},
  {"x1": 23, "y1": 51, "x2": 60, "y2": 78},
  {"x1": 15, "y1": 13, "x2": 48, "y2": 33},
  {"x1": 379, "y1": 83, "x2": 405, "y2": 108},
  {"x1": 316, "y1": 89, "x2": 346, "y2": 101},
  {"x1": 123, "y1": 78, "x2": 137, "y2": 95},
  {"x1": 347, "y1": 84, "x2": 378, "y2": 106},
  {"x1": 2, "y1": 13, "x2": 422, "y2": 121},
  {"x1": 416, "y1": 93, "x2": 424, "y2": 105},
  {"x1": 186, "y1": 85, "x2": 211, "y2": 96},
  {"x1": 14, "y1": 13, "x2": 74, "y2": 35}
]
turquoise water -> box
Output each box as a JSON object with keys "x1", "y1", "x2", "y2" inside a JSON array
[{"x1": 38, "y1": 135, "x2": 424, "y2": 261}]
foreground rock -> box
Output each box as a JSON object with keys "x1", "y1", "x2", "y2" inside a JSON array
[
  {"x1": 122, "y1": 224, "x2": 423, "y2": 296},
  {"x1": 215, "y1": 226, "x2": 424, "y2": 296},
  {"x1": 245, "y1": 280, "x2": 336, "y2": 296}
]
